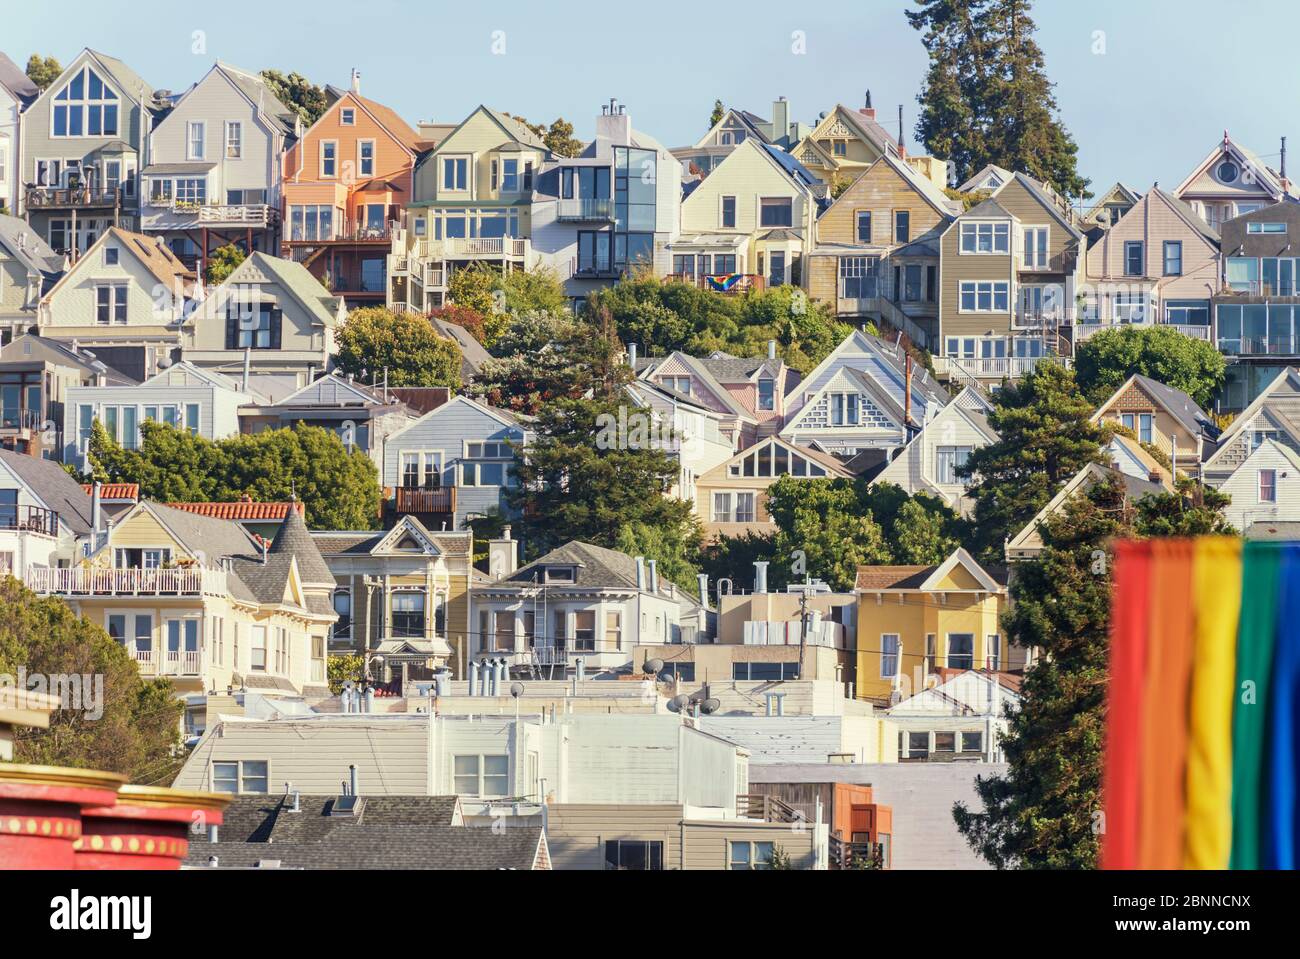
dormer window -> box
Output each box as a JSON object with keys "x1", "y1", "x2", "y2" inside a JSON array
[
  {"x1": 757, "y1": 377, "x2": 776, "y2": 411},
  {"x1": 52, "y1": 66, "x2": 119, "y2": 137},
  {"x1": 544, "y1": 566, "x2": 576, "y2": 584}
]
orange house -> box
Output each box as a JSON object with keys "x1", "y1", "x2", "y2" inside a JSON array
[{"x1": 281, "y1": 74, "x2": 424, "y2": 306}]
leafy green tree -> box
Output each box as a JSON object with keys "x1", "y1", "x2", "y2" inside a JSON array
[
  {"x1": 894, "y1": 497, "x2": 962, "y2": 563},
  {"x1": 615, "y1": 520, "x2": 704, "y2": 593},
  {"x1": 959, "y1": 362, "x2": 1107, "y2": 563},
  {"x1": 0, "y1": 577, "x2": 184, "y2": 783},
  {"x1": 334, "y1": 306, "x2": 462, "y2": 388},
  {"x1": 509, "y1": 396, "x2": 696, "y2": 560},
  {"x1": 710, "y1": 99, "x2": 725, "y2": 129},
  {"x1": 24, "y1": 54, "x2": 62, "y2": 91},
  {"x1": 327, "y1": 654, "x2": 365, "y2": 694},
  {"x1": 89, "y1": 421, "x2": 381, "y2": 530},
  {"x1": 764, "y1": 477, "x2": 892, "y2": 591},
  {"x1": 258, "y1": 69, "x2": 328, "y2": 125},
  {"x1": 1074, "y1": 325, "x2": 1226, "y2": 409},
  {"x1": 447, "y1": 264, "x2": 509, "y2": 344},
  {"x1": 954, "y1": 468, "x2": 1232, "y2": 869},
  {"x1": 908, "y1": 0, "x2": 1089, "y2": 198},
  {"x1": 543, "y1": 119, "x2": 583, "y2": 158},
  {"x1": 471, "y1": 309, "x2": 624, "y2": 415},
  {"x1": 497, "y1": 266, "x2": 569, "y2": 318},
  {"x1": 204, "y1": 243, "x2": 246, "y2": 286}
]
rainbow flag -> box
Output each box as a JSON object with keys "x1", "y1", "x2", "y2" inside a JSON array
[
  {"x1": 1104, "y1": 537, "x2": 1299, "y2": 869},
  {"x1": 706, "y1": 273, "x2": 743, "y2": 292}
]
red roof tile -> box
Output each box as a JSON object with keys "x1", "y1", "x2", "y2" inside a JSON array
[
  {"x1": 167, "y1": 500, "x2": 305, "y2": 521},
  {"x1": 81, "y1": 483, "x2": 139, "y2": 501}
]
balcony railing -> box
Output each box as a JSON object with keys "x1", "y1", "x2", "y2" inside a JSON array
[
  {"x1": 394, "y1": 486, "x2": 457, "y2": 515},
  {"x1": 25, "y1": 186, "x2": 122, "y2": 210},
  {"x1": 1218, "y1": 336, "x2": 1300, "y2": 356},
  {"x1": 410, "y1": 237, "x2": 529, "y2": 260},
  {"x1": 665, "y1": 273, "x2": 766, "y2": 294},
  {"x1": 556, "y1": 198, "x2": 615, "y2": 222},
  {"x1": 933, "y1": 355, "x2": 1068, "y2": 379},
  {"x1": 0, "y1": 408, "x2": 41, "y2": 432},
  {"x1": 131, "y1": 648, "x2": 202, "y2": 677},
  {"x1": 26, "y1": 566, "x2": 227, "y2": 597},
  {"x1": 0, "y1": 506, "x2": 59, "y2": 537}
]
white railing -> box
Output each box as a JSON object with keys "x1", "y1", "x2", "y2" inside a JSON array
[
  {"x1": 934, "y1": 355, "x2": 1068, "y2": 379},
  {"x1": 196, "y1": 203, "x2": 271, "y2": 225},
  {"x1": 162, "y1": 649, "x2": 203, "y2": 676},
  {"x1": 410, "y1": 237, "x2": 529, "y2": 260},
  {"x1": 1077, "y1": 321, "x2": 1211, "y2": 342},
  {"x1": 26, "y1": 566, "x2": 227, "y2": 597}
]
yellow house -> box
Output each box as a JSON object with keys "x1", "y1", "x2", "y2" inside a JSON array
[
  {"x1": 854, "y1": 548, "x2": 1008, "y2": 704},
  {"x1": 674, "y1": 137, "x2": 819, "y2": 290},
  {"x1": 388, "y1": 106, "x2": 549, "y2": 312},
  {"x1": 23, "y1": 499, "x2": 337, "y2": 736},
  {"x1": 790, "y1": 101, "x2": 948, "y2": 191}
]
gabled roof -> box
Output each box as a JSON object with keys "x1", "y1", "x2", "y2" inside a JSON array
[
  {"x1": 369, "y1": 515, "x2": 443, "y2": 557},
  {"x1": 692, "y1": 107, "x2": 773, "y2": 150},
  {"x1": 818, "y1": 151, "x2": 957, "y2": 224},
  {"x1": 1175, "y1": 133, "x2": 1292, "y2": 200},
  {"x1": 429, "y1": 316, "x2": 493, "y2": 374},
  {"x1": 0, "y1": 448, "x2": 93, "y2": 535},
  {"x1": 824, "y1": 104, "x2": 900, "y2": 157},
  {"x1": 386, "y1": 394, "x2": 528, "y2": 445},
  {"x1": 1205, "y1": 367, "x2": 1300, "y2": 469},
  {"x1": 701, "y1": 435, "x2": 854, "y2": 482},
  {"x1": 44, "y1": 228, "x2": 195, "y2": 305},
  {"x1": 171, "y1": 62, "x2": 298, "y2": 138},
  {"x1": 207, "y1": 252, "x2": 343, "y2": 329},
  {"x1": 503, "y1": 541, "x2": 652, "y2": 591},
  {"x1": 854, "y1": 547, "x2": 1004, "y2": 592},
  {"x1": 29, "y1": 49, "x2": 154, "y2": 114},
  {"x1": 141, "y1": 360, "x2": 248, "y2": 392},
  {"x1": 1091, "y1": 374, "x2": 1218, "y2": 440},
  {"x1": 787, "y1": 328, "x2": 948, "y2": 423},
  {"x1": 956, "y1": 163, "x2": 1013, "y2": 193},
  {"x1": 0, "y1": 334, "x2": 135, "y2": 384},
  {"x1": 994, "y1": 173, "x2": 1083, "y2": 240},
  {"x1": 0, "y1": 213, "x2": 64, "y2": 277},
  {"x1": 317, "y1": 90, "x2": 422, "y2": 154},
  {"x1": 274, "y1": 371, "x2": 391, "y2": 408},
  {"x1": 0, "y1": 51, "x2": 38, "y2": 105},
  {"x1": 1082, "y1": 181, "x2": 1143, "y2": 223},
  {"x1": 951, "y1": 196, "x2": 1016, "y2": 224},
  {"x1": 1005, "y1": 462, "x2": 1166, "y2": 558}
]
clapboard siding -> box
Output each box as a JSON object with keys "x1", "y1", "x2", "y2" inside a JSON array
[{"x1": 546, "y1": 803, "x2": 685, "y2": 869}]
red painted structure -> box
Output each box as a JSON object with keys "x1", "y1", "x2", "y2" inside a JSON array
[
  {"x1": 0, "y1": 764, "x2": 126, "y2": 870},
  {"x1": 76, "y1": 785, "x2": 229, "y2": 870}
]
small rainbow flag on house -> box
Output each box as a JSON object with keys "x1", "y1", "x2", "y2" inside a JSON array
[
  {"x1": 1104, "y1": 538, "x2": 1299, "y2": 869},
  {"x1": 706, "y1": 273, "x2": 743, "y2": 292}
]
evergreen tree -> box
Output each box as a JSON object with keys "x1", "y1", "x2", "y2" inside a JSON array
[
  {"x1": 710, "y1": 99, "x2": 725, "y2": 129},
  {"x1": 258, "y1": 69, "x2": 328, "y2": 126},
  {"x1": 1074, "y1": 325, "x2": 1227, "y2": 409},
  {"x1": 907, "y1": 0, "x2": 1089, "y2": 198},
  {"x1": 24, "y1": 54, "x2": 62, "y2": 91},
  {"x1": 959, "y1": 362, "x2": 1107, "y2": 563}
]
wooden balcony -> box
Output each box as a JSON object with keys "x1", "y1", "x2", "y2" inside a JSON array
[
  {"x1": 393, "y1": 486, "x2": 456, "y2": 515},
  {"x1": 25, "y1": 186, "x2": 121, "y2": 211},
  {"x1": 665, "y1": 273, "x2": 766, "y2": 294},
  {"x1": 0, "y1": 505, "x2": 59, "y2": 537}
]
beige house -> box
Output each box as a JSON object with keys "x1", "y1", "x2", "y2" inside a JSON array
[
  {"x1": 1081, "y1": 187, "x2": 1219, "y2": 340},
  {"x1": 694, "y1": 435, "x2": 852, "y2": 539},
  {"x1": 0, "y1": 213, "x2": 64, "y2": 343},
  {"x1": 1090, "y1": 373, "x2": 1219, "y2": 473},
  {"x1": 673, "y1": 136, "x2": 819, "y2": 290},
  {"x1": 388, "y1": 106, "x2": 548, "y2": 312},
  {"x1": 807, "y1": 151, "x2": 958, "y2": 348},
  {"x1": 1174, "y1": 133, "x2": 1296, "y2": 232},
  {"x1": 312, "y1": 516, "x2": 473, "y2": 683},
  {"x1": 23, "y1": 500, "x2": 336, "y2": 737},
  {"x1": 183, "y1": 250, "x2": 343, "y2": 386},
  {"x1": 936, "y1": 173, "x2": 1084, "y2": 385},
  {"x1": 1081, "y1": 182, "x2": 1142, "y2": 231},
  {"x1": 37, "y1": 226, "x2": 197, "y2": 380}
]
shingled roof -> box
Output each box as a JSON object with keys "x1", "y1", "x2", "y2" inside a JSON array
[
  {"x1": 268, "y1": 506, "x2": 335, "y2": 586},
  {"x1": 184, "y1": 793, "x2": 546, "y2": 870}
]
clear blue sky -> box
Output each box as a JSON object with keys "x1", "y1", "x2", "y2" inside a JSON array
[{"x1": 6, "y1": 0, "x2": 1297, "y2": 197}]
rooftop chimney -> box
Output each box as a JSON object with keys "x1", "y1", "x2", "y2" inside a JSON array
[
  {"x1": 698, "y1": 573, "x2": 709, "y2": 608},
  {"x1": 628, "y1": 342, "x2": 638, "y2": 369},
  {"x1": 350, "y1": 69, "x2": 361, "y2": 94},
  {"x1": 596, "y1": 98, "x2": 632, "y2": 146},
  {"x1": 767, "y1": 339, "x2": 776, "y2": 360},
  {"x1": 91, "y1": 481, "x2": 102, "y2": 549},
  {"x1": 753, "y1": 561, "x2": 769, "y2": 594},
  {"x1": 1283, "y1": 137, "x2": 1290, "y2": 189},
  {"x1": 771, "y1": 96, "x2": 790, "y2": 142},
  {"x1": 647, "y1": 558, "x2": 659, "y2": 595},
  {"x1": 348, "y1": 764, "x2": 358, "y2": 797},
  {"x1": 488, "y1": 525, "x2": 519, "y2": 579},
  {"x1": 635, "y1": 555, "x2": 646, "y2": 591},
  {"x1": 861, "y1": 90, "x2": 875, "y2": 121},
  {"x1": 898, "y1": 105, "x2": 906, "y2": 158}
]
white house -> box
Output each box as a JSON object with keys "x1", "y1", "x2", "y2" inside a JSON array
[
  {"x1": 0, "y1": 52, "x2": 38, "y2": 216},
  {"x1": 886, "y1": 669, "x2": 1020, "y2": 762},
  {"x1": 62, "y1": 360, "x2": 256, "y2": 470},
  {"x1": 623, "y1": 379, "x2": 734, "y2": 503},
  {"x1": 1216, "y1": 438, "x2": 1300, "y2": 532},
  {"x1": 873, "y1": 385, "x2": 996, "y2": 514},
  {"x1": 0, "y1": 446, "x2": 92, "y2": 577}
]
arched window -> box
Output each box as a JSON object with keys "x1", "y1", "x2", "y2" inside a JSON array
[
  {"x1": 52, "y1": 66, "x2": 119, "y2": 138},
  {"x1": 331, "y1": 588, "x2": 352, "y2": 640}
]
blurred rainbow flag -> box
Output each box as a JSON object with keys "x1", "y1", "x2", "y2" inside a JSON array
[
  {"x1": 706, "y1": 273, "x2": 742, "y2": 292},
  {"x1": 1104, "y1": 538, "x2": 1298, "y2": 869}
]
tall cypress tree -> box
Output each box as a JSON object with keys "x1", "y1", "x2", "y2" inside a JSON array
[{"x1": 908, "y1": 0, "x2": 1090, "y2": 199}]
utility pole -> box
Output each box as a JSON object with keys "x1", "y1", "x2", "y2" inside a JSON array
[{"x1": 797, "y1": 579, "x2": 809, "y2": 678}]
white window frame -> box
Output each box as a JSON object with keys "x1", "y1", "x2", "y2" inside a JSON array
[
  {"x1": 186, "y1": 121, "x2": 206, "y2": 161},
  {"x1": 225, "y1": 121, "x2": 242, "y2": 159},
  {"x1": 958, "y1": 280, "x2": 1010, "y2": 313},
  {"x1": 358, "y1": 139, "x2": 376, "y2": 178},
  {"x1": 1259, "y1": 468, "x2": 1277, "y2": 503},
  {"x1": 321, "y1": 140, "x2": 338, "y2": 178},
  {"x1": 959, "y1": 221, "x2": 1010, "y2": 254},
  {"x1": 95, "y1": 283, "x2": 128, "y2": 324},
  {"x1": 49, "y1": 66, "x2": 120, "y2": 139},
  {"x1": 1022, "y1": 225, "x2": 1049, "y2": 269},
  {"x1": 451, "y1": 754, "x2": 510, "y2": 798},
  {"x1": 340, "y1": 107, "x2": 355, "y2": 126},
  {"x1": 441, "y1": 155, "x2": 470, "y2": 192},
  {"x1": 211, "y1": 759, "x2": 269, "y2": 795},
  {"x1": 880, "y1": 633, "x2": 900, "y2": 678}
]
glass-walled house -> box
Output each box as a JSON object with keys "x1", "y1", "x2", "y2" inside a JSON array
[{"x1": 1213, "y1": 203, "x2": 1300, "y2": 411}]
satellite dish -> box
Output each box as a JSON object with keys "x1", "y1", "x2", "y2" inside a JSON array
[
  {"x1": 509, "y1": 682, "x2": 525, "y2": 699},
  {"x1": 699, "y1": 698, "x2": 721, "y2": 715},
  {"x1": 643, "y1": 658, "x2": 664, "y2": 675},
  {"x1": 667, "y1": 694, "x2": 690, "y2": 713}
]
